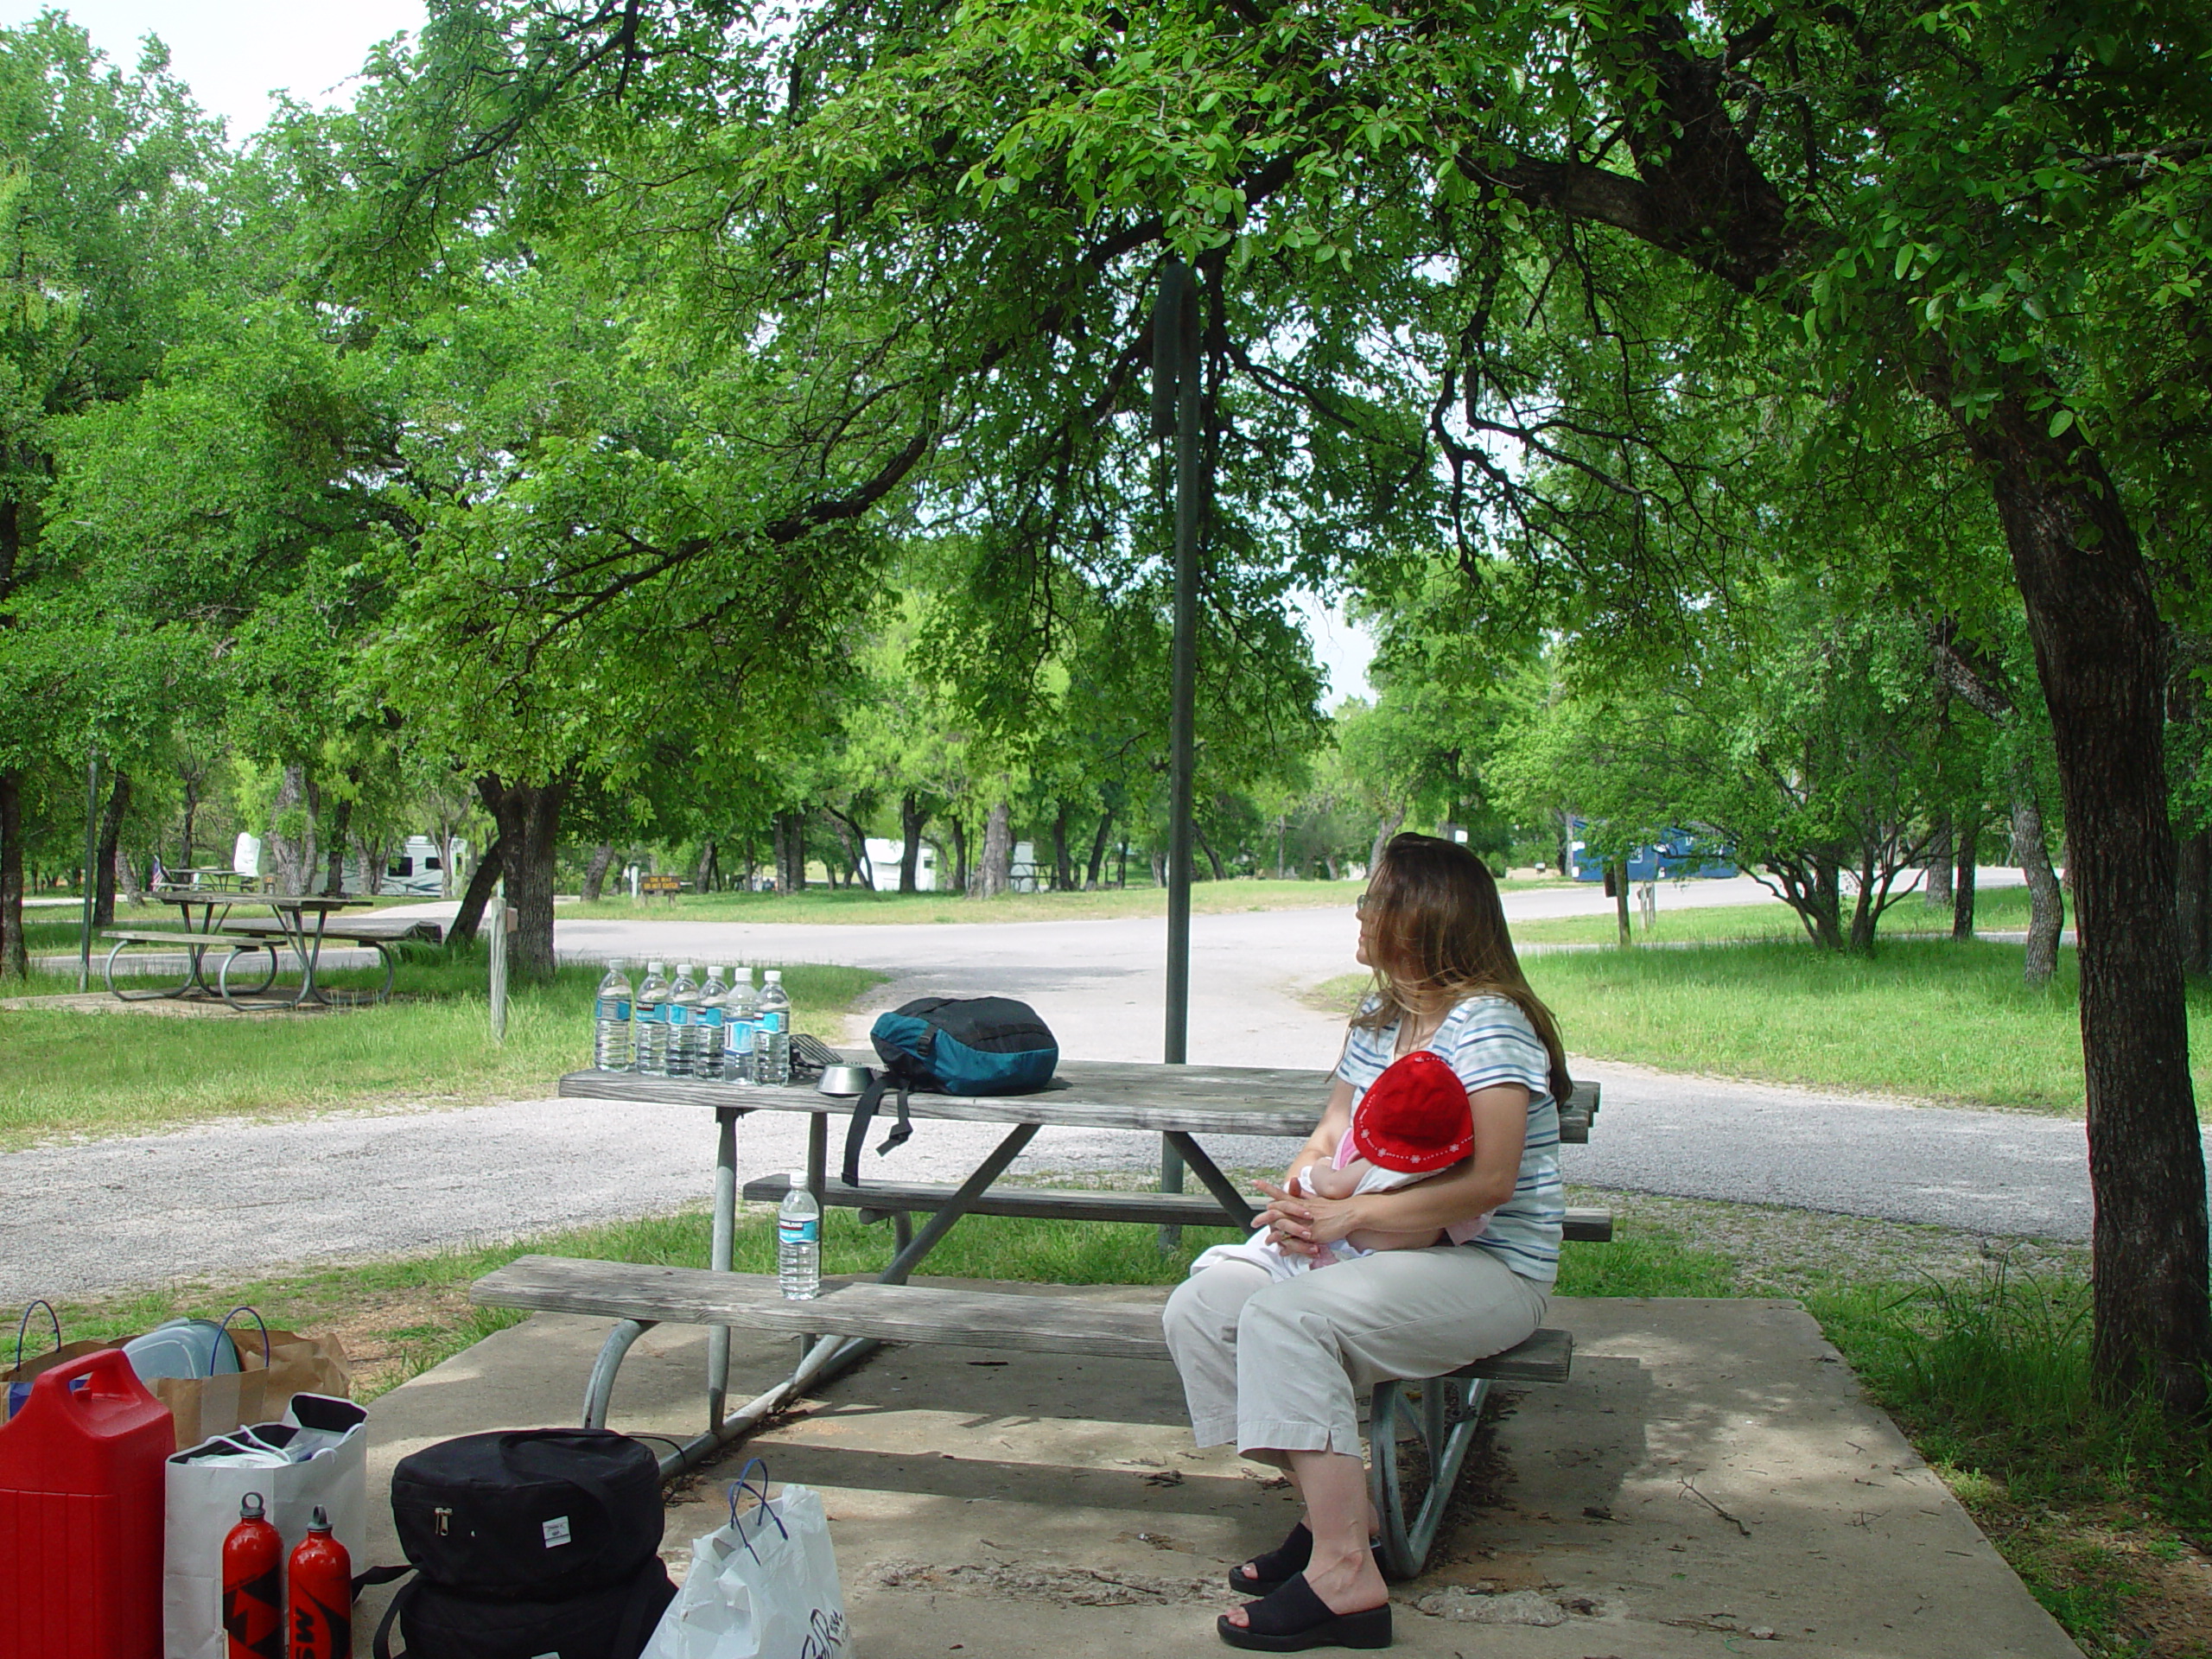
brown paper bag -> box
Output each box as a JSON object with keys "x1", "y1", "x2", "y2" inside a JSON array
[{"x1": 1, "y1": 1325, "x2": 349, "y2": 1450}]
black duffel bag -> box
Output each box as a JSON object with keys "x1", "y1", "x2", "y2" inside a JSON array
[
  {"x1": 379, "y1": 1557, "x2": 675, "y2": 1659},
  {"x1": 372, "y1": 1428, "x2": 675, "y2": 1659}
]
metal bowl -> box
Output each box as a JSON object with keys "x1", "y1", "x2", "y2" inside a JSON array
[{"x1": 817, "y1": 1064, "x2": 874, "y2": 1097}]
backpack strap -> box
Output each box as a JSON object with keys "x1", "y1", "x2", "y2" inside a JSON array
[
  {"x1": 372, "y1": 1573, "x2": 418, "y2": 1659},
  {"x1": 352, "y1": 1564, "x2": 411, "y2": 1599},
  {"x1": 841, "y1": 1072, "x2": 914, "y2": 1186}
]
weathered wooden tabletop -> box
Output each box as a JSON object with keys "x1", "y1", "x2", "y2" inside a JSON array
[
  {"x1": 560, "y1": 1056, "x2": 1333, "y2": 1135},
  {"x1": 558, "y1": 1057, "x2": 1598, "y2": 1141}
]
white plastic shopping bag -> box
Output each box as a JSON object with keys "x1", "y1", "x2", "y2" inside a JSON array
[
  {"x1": 162, "y1": 1394, "x2": 368, "y2": 1659},
  {"x1": 644, "y1": 1461, "x2": 854, "y2": 1659}
]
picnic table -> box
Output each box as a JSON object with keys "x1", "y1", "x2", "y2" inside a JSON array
[
  {"x1": 480, "y1": 1055, "x2": 1608, "y2": 1576},
  {"x1": 161, "y1": 866, "x2": 260, "y2": 893},
  {"x1": 100, "y1": 893, "x2": 391, "y2": 1010}
]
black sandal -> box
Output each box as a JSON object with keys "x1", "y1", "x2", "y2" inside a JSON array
[
  {"x1": 1217, "y1": 1574, "x2": 1390, "y2": 1650},
  {"x1": 1228, "y1": 1524, "x2": 1387, "y2": 1596}
]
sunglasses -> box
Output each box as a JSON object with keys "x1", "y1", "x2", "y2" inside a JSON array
[{"x1": 1355, "y1": 890, "x2": 1374, "y2": 918}]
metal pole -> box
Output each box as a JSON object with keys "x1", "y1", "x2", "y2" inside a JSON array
[
  {"x1": 78, "y1": 752, "x2": 98, "y2": 993},
  {"x1": 487, "y1": 881, "x2": 509, "y2": 1043},
  {"x1": 1155, "y1": 257, "x2": 1204, "y2": 1243}
]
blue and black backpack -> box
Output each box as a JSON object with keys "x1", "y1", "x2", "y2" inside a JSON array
[{"x1": 844, "y1": 996, "x2": 1059, "y2": 1184}]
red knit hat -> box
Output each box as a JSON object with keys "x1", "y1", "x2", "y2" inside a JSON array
[{"x1": 1348, "y1": 1050, "x2": 1475, "y2": 1173}]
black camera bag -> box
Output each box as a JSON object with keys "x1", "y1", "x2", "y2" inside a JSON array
[
  {"x1": 372, "y1": 1555, "x2": 676, "y2": 1659},
  {"x1": 389, "y1": 1427, "x2": 663, "y2": 1597}
]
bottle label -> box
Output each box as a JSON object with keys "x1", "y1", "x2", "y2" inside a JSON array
[
  {"x1": 760, "y1": 1011, "x2": 787, "y2": 1033},
  {"x1": 636, "y1": 1004, "x2": 662, "y2": 1023},
  {"x1": 595, "y1": 996, "x2": 631, "y2": 1021},
  {"x1": 779, "y1": 1216, "x2": 819, "y2": 1246},
  {"x1": 698, "y1": 1007, "x2": 724, "y2": 1029},
  {"x1": 667, "y1": 1006, "x2": 690, "y2": 1027}
]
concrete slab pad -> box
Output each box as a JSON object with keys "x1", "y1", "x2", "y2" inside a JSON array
[{"x1": 356, "y1": 1295, "x2": 2082, "y2": 1659}]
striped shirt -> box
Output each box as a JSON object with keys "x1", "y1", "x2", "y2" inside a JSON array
[{"x1": 1335, "y1": 995, "x2": 1564, "y2": 1287}]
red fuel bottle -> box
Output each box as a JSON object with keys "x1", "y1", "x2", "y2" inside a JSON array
[
  {"x1": 0, "y1": 1346, "x2": 172, "y2": 1658},
  {"x1": 223, "y1": 1491, "x2": 285, "y2": 1659},
  {"x1": 286, "y1": 1504, "x2": 352, "y2": 1659}
]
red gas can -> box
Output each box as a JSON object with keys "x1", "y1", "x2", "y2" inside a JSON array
[{"x1": 0, "y1": 1346, "x2": 173, "y2": 1658}]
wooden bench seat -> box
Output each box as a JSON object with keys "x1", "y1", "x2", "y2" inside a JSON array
[
  {"x1": 473, "y1": 1255, "x2": 1573, "y2": 1382},
  {"x1": 99, "y1": 929, "x2": 268, "y2": 947},
  {"x1": 737, "y1": 1175, "x2": 1615, "y2": 1243},
  {"x1": 216, "y1": 918, "x2": 446, "y2": 944}
]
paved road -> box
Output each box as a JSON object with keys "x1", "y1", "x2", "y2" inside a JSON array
[{"x1": 10, "y1": 867, "x2": 2155, "y2": 1304}]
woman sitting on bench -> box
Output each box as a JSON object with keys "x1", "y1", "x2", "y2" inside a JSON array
[{"x1": 1161, "y1": 833, "x2": 1572, "y2": 1651}]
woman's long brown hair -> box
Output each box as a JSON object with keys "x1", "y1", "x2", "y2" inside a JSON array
[{"x1": 1352, "y1": 832, "x2": 1573, "y2": 1106}]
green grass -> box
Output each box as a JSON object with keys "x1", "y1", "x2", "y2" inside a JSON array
[
  {"x1": 1315, "y1": 932, "x2": 2208, "y2": 1115},
  {"x1": 1509, "y1": 884, "x2": 2037, "y2": 947},
  {"x1": 0, "y1": 947, "x2": 882, "y2": 1147},
  {"x1": 561, "y1": 878, "x2": 1368, "y2": 925}
]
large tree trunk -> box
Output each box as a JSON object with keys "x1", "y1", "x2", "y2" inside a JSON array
[
  {"x1": 268, "y1": 766, "x2": 315, "y2": 897},
  {"x1": 974, "y1": 802, "x2": 1014, "y2": 897},
  {"x1": 2012, "y1": 791, "x2": 2064, "y2": 987},
  {"x1": 695, "y1": 839, "x2": 719, "y2": 894},
  {"x1": 1193, "y1": 817, "x2": 1226, "y2": 882},
  {"x1": 0, "y1": 770, "x2": 23, "y2": 979},
  {"x1": 772, "y1": 809, "x2": 808, "y2": 893},
  {"x1": 2178, "y1": 829, "x2": 2210, "y2": 977},
  {"x1": 1085, "y1": 806, "x2": 1116, "y2": 889},
  {"x1": 1051, "y1": 800, "x2": 1074, "y2": 891},
  {"x1": 582, "y1": 842, "x2": 614, "y2": 903},
  {"x1": 948, "y1": 812, "x2": 969, "y2": 894},
  {"x1": 899, "y1": 792, "x2": 927, "y2": 893},
  {"x1": 447, "y1": 830, "x2": 506, "y2": 948},
  {"x1": 321, "y1": 795, "x2": 353, "y2": 898},
  {"x1": 476, "y1": 775, "x2": 563, "y2": 980},
  {"x1": 1974, "y1": 409, "x2": 2207, "y2": 1419},
  {"x1": 356, "y1": 836, "x2": 388, "y2": 897},
  {"x1": 1926, "y1": 813, "x2": 1954, "y2": 909},
  {"x1": 820, "y1": 807, "x2": 870, "y2": 889},
  {"x1": 1953, "y1": 812, "x2": 1982, "y2": 942},
  {"x1": 92, "y1": 772, "x2": 131, "y2": 928}
]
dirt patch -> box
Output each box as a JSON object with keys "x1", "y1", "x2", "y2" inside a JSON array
[
  {"x1": 870, "y1": 1558, "x2": 1236, "y2": 1606},
  {"x1": 310, "y1": 1284, "x2": 483, "y2": 1400},
  {"x1": 1973, "y1": 1507, "x2": 2212, "y2": 1659}
]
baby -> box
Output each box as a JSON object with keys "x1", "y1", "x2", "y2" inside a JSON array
[{"x1": 1191, "y1": 1049, "x2": 1487, "y2": 1284}]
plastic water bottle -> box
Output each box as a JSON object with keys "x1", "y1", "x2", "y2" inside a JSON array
[
  {"x1": 666, "y1": 963, "x2": 702, "y2": 1077},
  {"x1": 754, "y1": 969, "x2": 792, "y2": 1086},
  {"x1": 698, "y1": 966, "x2": 729, "y2": 1079},
  {"x1": 721, "y1": 967, "x2": 759, "y2": 1083},
  {"x1": 632, "y1": 960, "x2": 671, "y2": 1075},
  {"x1": 591, "y1": 960, "x2": 633, "y2": 1071},
  {"x1": 778, "y1": 1173, "x2": 820, "y2": 1300}
]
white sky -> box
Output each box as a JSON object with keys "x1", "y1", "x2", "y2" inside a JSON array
[
  {"x1": 6, "y1": 2, "x2": 1380, "y2": 700},
  {"x1": 1, "y1": 1, "x2": 427, "y2": 141}
]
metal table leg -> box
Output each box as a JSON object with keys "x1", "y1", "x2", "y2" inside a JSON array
[
  {"x1": 877, "y1": 1122, "x2": 1039, "y2": 1285},
  {"x1": 585, "y1": 1319, "x2": 657, "y2": 1429},
  {"x1": 1165, "y1": 1131, "x2": 1257, "y2": 1228},
  {"x1": 1368, "y1": 1375, "x2": 1489, "y2": 1580},
  {"x1": 706, "y1": 1106, "x2": 742, "y2": 1428}
]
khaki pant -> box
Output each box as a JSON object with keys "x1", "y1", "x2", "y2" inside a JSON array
[{"x1": 1160, "y1": 1245, "x2": 1548, "y2": 1461}]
